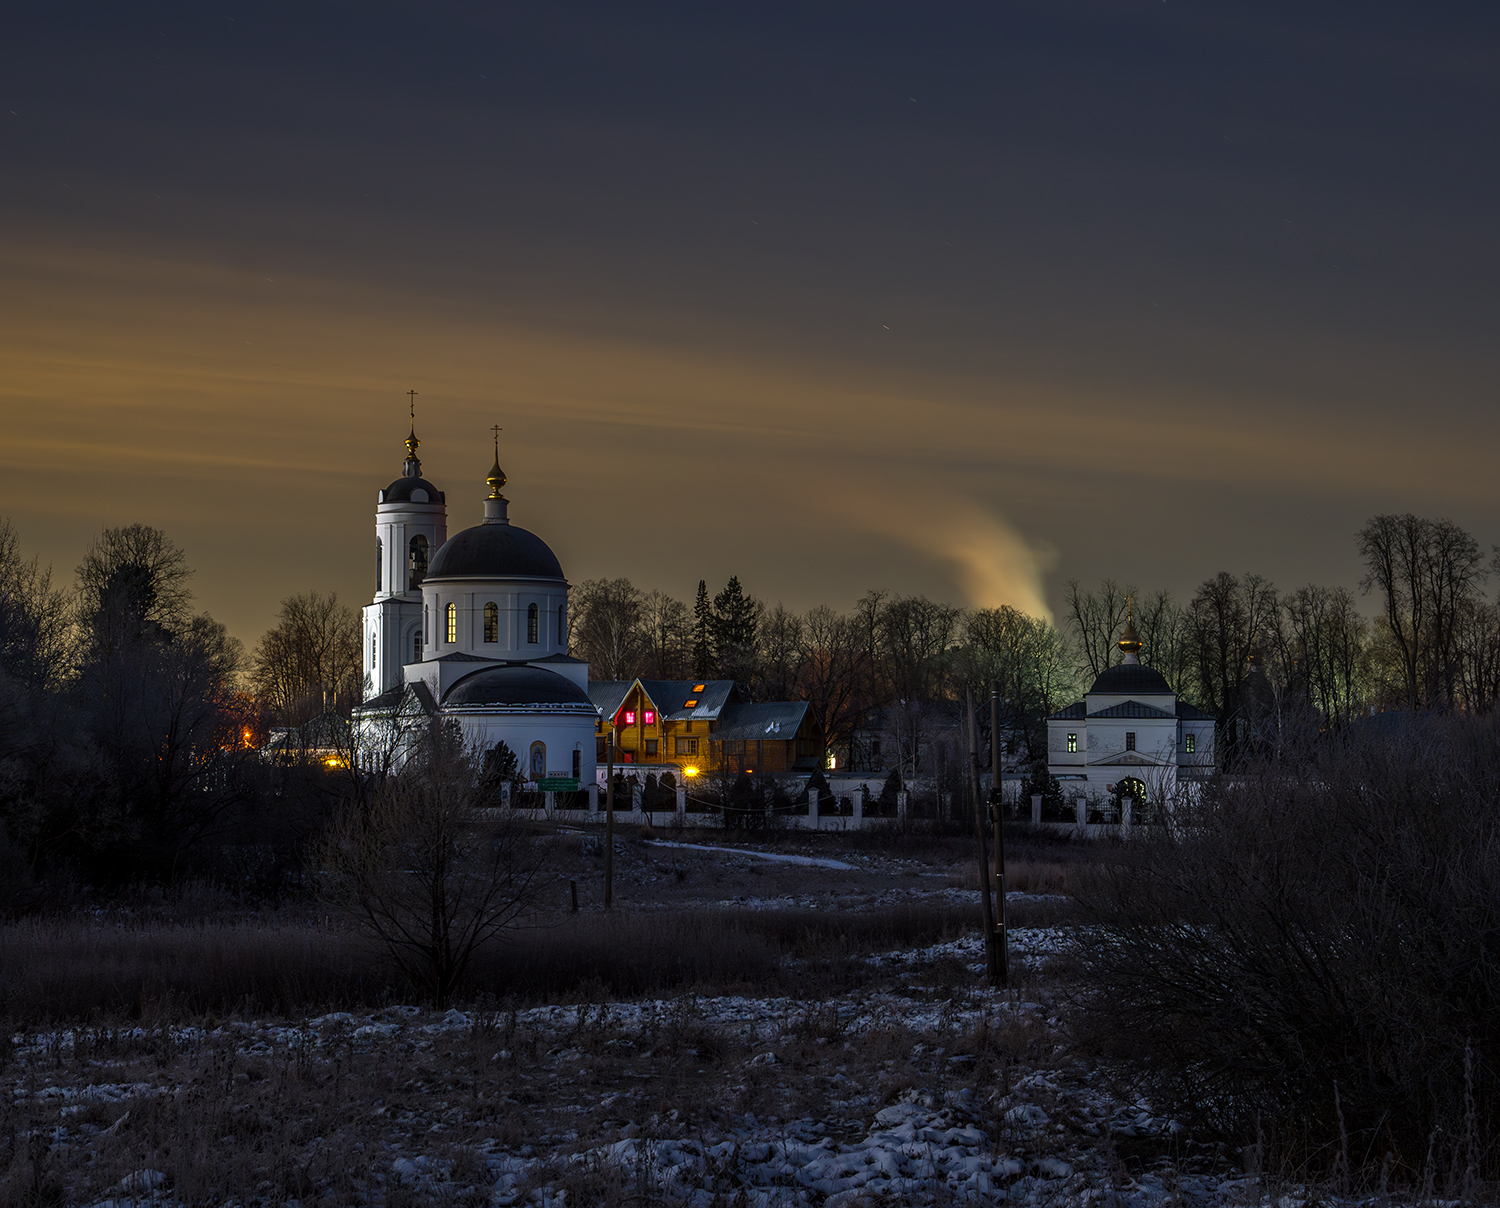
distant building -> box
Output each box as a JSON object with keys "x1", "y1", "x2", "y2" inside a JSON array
[
  {"x1": 1046, "y1": 612, "x2": 1214, "y2": 805},
  {"x1": 589, "y1": 679, "x2": 823, "y2": 777}
]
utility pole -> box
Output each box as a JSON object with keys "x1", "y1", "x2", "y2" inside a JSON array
[
  {"x1": 604, "y1": 728, "x2": 615, "y2": 910},
  {"x1": 990, "y1": 681, "x2": 1009, "y2": 986},
  {"x1": 966, "y1": 685, "x2": 1000, "y2": 986}
]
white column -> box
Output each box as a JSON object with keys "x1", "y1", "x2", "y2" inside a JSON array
[{"x1": 1031, "y1": 794, "x2": 1042, "y2": 826}]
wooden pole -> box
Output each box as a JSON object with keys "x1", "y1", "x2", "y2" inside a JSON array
[
  {"x1": 966, "y1": 686, "x2": 999, "y2": 985},
  {"x1": 604, "y1": 729, "x2": 615, "y2": 910},
  {"x1": 990, "y1": 682, "x2": 1009, "y2": 986}
]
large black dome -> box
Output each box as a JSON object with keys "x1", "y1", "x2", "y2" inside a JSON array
[
  {"x1": 381, "y1": 476, "x2": 445, "y2": 504},
  {"x1": 427, "y1": 523, "x2": 565, "y2": 581},
  {"x1": 444, "y1": 664, "x2": 592, "y2": 707},
  {"x1": 1088, "y1": 662, "x2": 1173, "y2": 696}
]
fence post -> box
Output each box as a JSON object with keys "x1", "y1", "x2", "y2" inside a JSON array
[
  {"x1": 1031, "y1": 793, "x2": 1042, "y2": 826},
  {"x1": 631, "y1": 781, "x2": 643, "y2": 817},
  {"x1": 1122, "y1": 796, "x2": 1133, "y2": 835},
  {"x1": 544, "y1": 790, "x2": 555, "y2": 817},
  {"x1": 897, "y1": 790, "x2": 909, "y2": 821},
  {"x1": 588, "y1": 784, "x2": 599, "y2": 813},
  {"x1": 1076, "y1": 797, "x2": 1087, "y2": 827},
  {"x1": 676, "y1": 782, "x2": 686, "y2": 816}
]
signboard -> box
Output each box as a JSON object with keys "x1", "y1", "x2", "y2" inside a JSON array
[{"x1": 538, "y1": 777, "x2": 580, "y2": 792}]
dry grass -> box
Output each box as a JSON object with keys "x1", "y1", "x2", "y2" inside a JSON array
[{"x1": 0, "y1": 902, "x2": 985, "y2": 1025}]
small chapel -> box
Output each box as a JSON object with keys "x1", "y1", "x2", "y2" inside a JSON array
[
  {"x1": 352, "y1": 419, "x2": 597, "y2": 786},
  {"x1": 1045, "y1": 611, "x2": 1215, "y2": 806}
]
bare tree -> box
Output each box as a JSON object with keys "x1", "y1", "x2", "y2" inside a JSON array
[
  {"x1": 319, "y1": 724, "x2": 541, "y2": 1007},
  {"x1": 1063, "y1": 578, "x2": 1133, "y2": 680},
  {"x1": 1283, "y1": 584, "x2": 1371, "y2": 727},
  {"x1": 0, "y1": 518, "x2": 70, "y2": 692},
  {"x1": 252, "y1": 591, "x2": 362, "y2": 728},
  {"x1": 797, "y1": 604, "x2": 868, "y2": 765},
  {"x1": 1134, "y1": 589, "x2": 1193, "y2": 696},
  {"x1": 571, "y1": 578, "x2": 644, "y2": 681},
  {"x1": 638, "y1": 589, "x2": 692, "y2": 680},
  {"x1": 757, "y1": 603, "x2": 803, "y2": 702},
  {"x1": 1187, "y1": 572, "x2": 1279, "y2": 767},
  {"x1": 1358, "y1": 514, "x2": 1486, "y2": 711},
  {"x1": 75, "y1": 523, "x2": 194, "y2": 662}
]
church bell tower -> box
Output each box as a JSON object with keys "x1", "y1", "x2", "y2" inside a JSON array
[{"x1": 362, "y1": 400, "x2": 448, "y2": 696}]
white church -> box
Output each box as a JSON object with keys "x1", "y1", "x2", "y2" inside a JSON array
[
  {"x1": 1045, "y1": 613, "x2": 1215, "y2": 807},
  {"x1": 353, "y1": 421, "x2": 597, "y2": 787}
]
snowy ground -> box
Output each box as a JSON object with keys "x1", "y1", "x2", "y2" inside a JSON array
[{"x1": 0, "y1": 834, "x2": 1420, "y2": 1206}]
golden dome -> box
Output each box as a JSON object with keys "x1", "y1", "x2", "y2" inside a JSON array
[{"x1": 1118, "y1": 601, "x2": 1142, "y2": 656}]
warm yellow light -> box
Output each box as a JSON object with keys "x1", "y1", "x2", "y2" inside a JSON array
[
  {"x1": 323, "y1": 756, "x2": 345, "y2": 768},
  {"x1": 683, "y1": 766, "x2": 700, "y2": 778}
]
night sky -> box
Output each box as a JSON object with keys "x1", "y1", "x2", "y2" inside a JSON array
[{"x1": 4, "y1": 2, "x2": 1498, "y2": 642}]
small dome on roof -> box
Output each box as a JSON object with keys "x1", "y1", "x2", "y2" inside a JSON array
[
  {"x1": 1088, "y1": 662, "x2": 1174, "y2": 696},
  {"x1": 427, "y1": 523, "x2": 564, "y2": 581},
  {"x1": 381, "y1": 476, "x2": 445, "y2": 504},
  {"x1": 443, "y1": 664, "x2": 592, "y2": 707}
]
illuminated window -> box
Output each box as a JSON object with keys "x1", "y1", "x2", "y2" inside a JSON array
[
  {"x1": 644, "y1": 710, "x2": 655, "y2": 725},
  {"x1": 375, "y1": 538, "x2": 383, "y2": 590},
  {"x1": 484, "y1": 602, "x2": 498, "y2": 643},
  {"x1": 408, "y1": 535, "x2": 429, "y2": 590},
  {"x1": 446, "y1": 602, "x2": 457, "y2": 644},
  {"x1": 1185, "y1": 734, "x2": 1196, "y2": 754},
  {"x1": 624, "y1": 711, "x2": 636, "y2": 726},
  {"x1": 692, "y1": 684, "x2": 706, "y2": 692},
  {"x1": 1067, "y1": 733, "x2": 1077, "y2": 753},
  {"x1": 1125, "y1": 731, "x2": 1136, "y2": 751},
  {"x1": 675, "y1": 737, "x2": 698, "y2": 755},
  {"x1": 683, "y1": 698, "x2": 698, "y2": 707},
  {"x1": 527, "y1": 603, "x2": 539, "y2": 643}
]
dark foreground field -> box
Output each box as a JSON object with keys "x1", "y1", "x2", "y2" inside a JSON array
[{"x1": 0, "y1": 827, "x2": 1489, "y2": 1206}]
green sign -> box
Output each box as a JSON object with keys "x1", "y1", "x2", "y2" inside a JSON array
[{"x1": 538, "y1": 777, "x2": 580, "y2": 792}]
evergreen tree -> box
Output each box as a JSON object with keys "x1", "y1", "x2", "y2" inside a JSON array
[
  {"x1": 712, "y1": 575, "x2": 762, "y2": 693},
  {"x1": 692, "y1": 579, "x2": 714, "y2": 677}
]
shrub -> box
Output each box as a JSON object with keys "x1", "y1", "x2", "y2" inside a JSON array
[{"x1": 1069, "y1": 716, "x2": 1500, "y2": 1187}]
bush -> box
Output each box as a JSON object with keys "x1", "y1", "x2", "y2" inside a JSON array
[{"x1": 1069, "y1": 716, "x2": 1500, "y2": 1187}]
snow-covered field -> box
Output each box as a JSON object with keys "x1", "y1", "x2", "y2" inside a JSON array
[{"x1": 0, "y1": 836, "x2": 1416, "y2": 1206}]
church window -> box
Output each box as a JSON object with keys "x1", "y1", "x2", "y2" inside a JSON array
[
  {"x1": 445, "y1": 602, "x2": 457, "y2": 644},
  {"x1": 572, "y1": 749, "x2": 581, "y2": 779},
  {"x1": 1185, "y1": 733, "x2": 1196, "y2": 754},
  {"x1": 527, "y1": 603, "x2": 539, "y2": 643},
  {"x1": 1067, "y1": 733, "x2": 1077, "y2": 753},
  {"x1": 370, "y1": 634, "x2": 376, "y2": 669},
  {"x1": 529, "y1": 741, "x2": 546, "y2": 780},
  {"x1": 376, "y1": 538, "x2": 383, "y2": 590},
  {"x1": 1125, "y1": 731, "x2": 1136, "y2": 751},
  {"x1": 408, "y1": 535, "x2": 429, "y2": 590},
  {"x1": 483, "y1": 602, "x2": 499, "y2": 643},
  {"x1": 413, "y1": 629, "x2": 422, "y2": 661}
]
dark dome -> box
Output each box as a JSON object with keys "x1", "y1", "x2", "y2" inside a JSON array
[
  {"x1": 1088, "y1": 662, "x2": 1174, "y2": 696},
  {"x1": 444, "y1": 664, "x2": 592, "y2": 707},
  {"x1": 427, "y1": 523, "x2": 564, "y2": 581},
  {"x1": 381, "y1": 476, "x2": 445, "y2": 504}
]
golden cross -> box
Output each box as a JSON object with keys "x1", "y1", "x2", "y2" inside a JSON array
[{"x1": 408, "y1": 389, "x2": 418, "y2": 419}]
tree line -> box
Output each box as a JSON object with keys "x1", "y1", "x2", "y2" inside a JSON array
[{"x1": 3, "y1": 509, "x2": 1499, "y2": 887}]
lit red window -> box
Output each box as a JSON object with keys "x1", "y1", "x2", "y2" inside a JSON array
[
  {"x1": 644, "y1": 710, "x2": 655, "y2": 724},
  {"x1": 624, "y1": 711, "x2": 636, "y2": 725}
]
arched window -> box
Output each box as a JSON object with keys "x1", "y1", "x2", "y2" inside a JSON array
[
  {"x1": 370, "y1": 634, "x2": 376, "y2": 670},
  {"x1": 375, "y1": 538, "x2": 383, "y2": 590},
  {"x1": 413, "y1": 629, "x2": 422, "y2": 662},
  {"x1": 527, "y1": 602, "x2": 539, "y2": 644},
  {"x1": 558, "y1": 603, "x2": 566, "y2": 650},
  {"x1": 445, "y1": 601, "x2": 457, "y2": 644},
  {"x1": 529, "y1": 740, "x2": 547, "y2": 780},
  {"x1": 408, "y1": 534, "x2": 429, "y2": 590},
  {"x1": 484, "y1": 602, "x2": 499, "y2": 643}
]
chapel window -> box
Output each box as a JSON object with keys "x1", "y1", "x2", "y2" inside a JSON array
[
  {"x1": 408, "y1": 535, "x2": 429, "y2": 590},
  {"x1": 1125, "y1": 731, "x2": 1136, "y2": 751},
  {"x1": 527, "y1": 603, "x2": 539, "y2": 644},
  {"x1": 370, "y1": 634, "x2": 376, "y2": 670},
  {"x1": 446, "y1": 602, "x2": 457, "y2": 644},
  {"x1": 1067, "y1": 733, "x2": 1078, "y2": 753},
  {"x1": 1185, "y1": 733, "x2": 1196, "y2": 754},
  {"x1": 484, "y1": 602, "x2": 499, "y2": 643}
]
